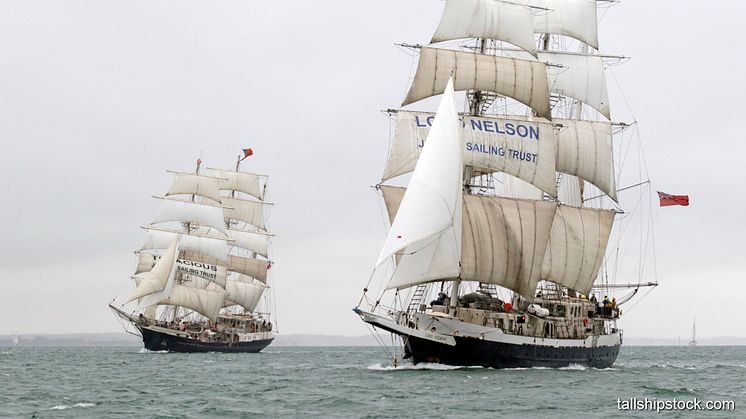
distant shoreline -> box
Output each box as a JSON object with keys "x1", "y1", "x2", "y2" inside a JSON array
[{"x1": 2, "y1": 333, "x2": 746, "y2": 347}]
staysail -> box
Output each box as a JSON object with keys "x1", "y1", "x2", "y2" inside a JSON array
[{"x1": 377, "y1": 78, "x2": 463, "y2": 290}]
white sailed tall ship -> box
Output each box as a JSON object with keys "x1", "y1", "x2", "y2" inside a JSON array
[
  {"x1": 355, "y1": 0, "x2": 657, "y2": 368},
  {"x1": 110, "y1": 155, "x2": 276, "y2": 353}
]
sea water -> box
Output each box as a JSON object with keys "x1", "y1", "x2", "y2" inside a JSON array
[{"x1": 1, "y1": 346, "x2": 743, "y2": 418}]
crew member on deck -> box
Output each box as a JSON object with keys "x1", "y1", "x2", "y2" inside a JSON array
[{"x1": 603, "y1": 296, "x2": 611, "y2": 316}]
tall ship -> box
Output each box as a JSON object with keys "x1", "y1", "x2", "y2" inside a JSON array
[
  {"x1": 355, "y1": 0, "x2": 657, "y2": 368},
  {"x1": 110, "y1": 151, "x2": 276, "y2": 353}
]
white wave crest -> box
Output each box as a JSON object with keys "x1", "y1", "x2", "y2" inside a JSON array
[
  {"x1": 139, "y1": 348, "x2": 169, "y2": 354},
  {"x1": 367, "y1": 362, "x2": 483, "y2": 371},
  {"x1": 50, "y1": 403, "x2": 95, "y2": 410},
  {"x1": 559, "y1": 364, "x2": 587, "y2": 371}
]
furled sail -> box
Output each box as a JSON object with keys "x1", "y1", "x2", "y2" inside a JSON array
[
  {"x1": 402, "y1": 47, "x2": 551, "y2": 120},
  {"x1": 135, "y1": 252, "x2": 228, "y2": 288},
  {"x1": 539, "y1": 52, "x2": 610, "y2": 120},
  {"x1": 224, "y1": 280, "x2": 267, "y2": 312},
  {"x1": 212, "y1": 169, "x2": 264, "y2": 200},
  {"x1": 541, "y1": 205, "x2": 615, "y2": 295},
  {"x1": 221, "y1": 197, "x2": 267, "y2": 230},
  {"x1": 226, "y1": 229, "x2": 271, "y2": 257},
  {"x1": 127, "y1": 238, "x2": 179, "y2": 304},
  {"x1": 165, "y1": 172, "x2": 223, "y2": 203},
  {"x1": 157, "y1": 284, "x2": 227, "y2": 321},
  {"x1": 385, "y1": 111, "x2": 557, "y2": 196},
  {"x1": 381, "y1": 186, "x2": 557, "y2": 298},
  {"x1": 379, "y1": 79, "x2": 463, "y2": 290},
  {"x1": 151, "y1": 197, "x2": 227, "y2": 234},
  {"x1": 180, "y1": 251, "x2": 269, "y2": 283},
  {"x1": 431, "y1": 0, "x2": 537, "y2": 56},
  {"x1": 521, "y1": 0, "x2": 599, "y2": 49},
  {"x1": 554, "y1": 118, "x2": 616, "y2": 200},
  {"x1": 141, "y1": 226, "x2": 229, "y2": 262}
]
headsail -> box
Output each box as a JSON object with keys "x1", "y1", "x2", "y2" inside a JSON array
[
  {"x1": 378, "y1": 78, "x2": 463, "y2": 290},
  {"x1": 127, "y1": 238, "x2": 179, "y2": 305}
]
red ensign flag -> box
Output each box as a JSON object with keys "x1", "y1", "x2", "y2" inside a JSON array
[
  {"x1": 242, "y1": 148, "x2": 254, "y2": 159},
  {"x1": 657, "y1": 191, "x2": 689, "y2": 207}
]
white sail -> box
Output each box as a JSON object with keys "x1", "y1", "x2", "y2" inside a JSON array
[
  {"x1": 141, "y1": 226, "x2": 229, "y2": 262},
  {"x1": 226, "y1": 229, "x2": 270, "y2": 257},
  {"x1": 402, "y1": 47, "x2": 551, "y2": 120},
  {"x1": 127, "y1": 238, "x2": 179, "y2": 304},
  {"x1": 540, "y1": 205, "x2": 615, "y2": 295},
  {"x1": 522, "y1": 0, "x2": 599, "y2": 49},
  {"x1": 431, "y1": 0, "x2": 537, "y2": 56},
  {"x1": 539, "y1": 52, "x2": 610, "y2": 120},
  {"x1": 157, "y1": 284, "x2": 227, "y2": 321},
  {"x1": 461, "y1": 195, "x2": 557, "y2": 298},
  {"x1": 385, "y1": 111, "x2": 615, "y2": 199},
  {"x1": 180, "y1": 251, "x2": 269, "y2": 283},
  {"x1": 385, "y1": 111, "x2": 557, "y2": 196},
  {"x1": 165, "y1": 172, "x2": 223, "y2": 203},
  {"x1": 228, "y1": 255, "x2": 268, "y2": 282},
  {"x1": 151, "y1": 197, "x2": 228, "y2": 234},
  {"x1": 503, "y1": 175, "x2": 544, "y2": 200},
  {"x1": 224, "y1": 280, "x2": 267, "y2": 312},
  {"x1": 555, "y1": 118, "x2": 616, "y2": 200},
  {"x1": 378, "y1": 79, "x2": 463, "y2": 290},
  {"x1": 221, "y1": 197, "x2": 267, "y2": 230},
  {"x1": 381, "y1": 186, "x2": 557, "y2": 298},
  {"x1": 212, "y1": 169, "x2": 264, "y2": 200},
  {"x1": 135, "y1": 252, "x2": 228, "y2": 288},
  {"x1": 557, "y1": 173, "x2": 583, "y2": 206}
]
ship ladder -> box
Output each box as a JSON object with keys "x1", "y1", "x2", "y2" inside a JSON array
[
  {"x1": 477, "y1": 282, "x2": 500, "y2": 299},
  {"x1": 406, "y1": 284, "x2": 429, "y2": 313}
]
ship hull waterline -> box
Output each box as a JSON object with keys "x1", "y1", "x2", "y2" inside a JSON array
[
  {"x1": 137, "y1": 325, "x2": 274, "y2": 353},
  {"x1": 356, "y1": 309, "x2": 620, "y2": 369}
]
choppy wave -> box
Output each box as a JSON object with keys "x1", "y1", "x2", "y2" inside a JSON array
[{"x1": 3, "y1": 346, "x2": 744, "y2": 417}]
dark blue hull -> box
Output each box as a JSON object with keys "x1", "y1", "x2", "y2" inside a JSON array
[
  {"x1": 139, "y1": 327, "x2": 273, "y2": 353},
  {"x1": 403, "y1": 335, "x2": 619, "y2": 368}
]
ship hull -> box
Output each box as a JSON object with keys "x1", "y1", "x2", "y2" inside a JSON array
[
  {"x1": 138, "y1": 326, "x2": 274, "y2": 353},
  {"x1": 403, "y1": 334, "x2": 619, "y2": 369},
  {"x1": 356, "y1": 309, "x2": 620, "y2": 369}
]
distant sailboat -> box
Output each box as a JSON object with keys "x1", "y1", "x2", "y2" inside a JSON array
[
  {"x1": 689, "y1": 319, "x2": 697, "y2": 346},
  {"x1": 12, "y1": 334, "x2": 19, "y2": 346}
]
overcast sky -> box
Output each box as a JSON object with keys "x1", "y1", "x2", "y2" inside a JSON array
[{"x1": 1, "y1": 0, "x2": 744, "y2": 340}]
